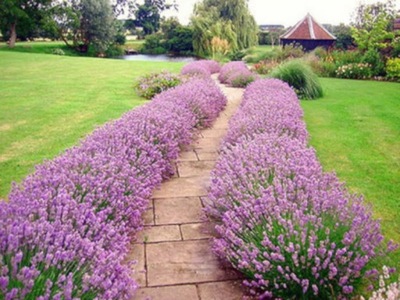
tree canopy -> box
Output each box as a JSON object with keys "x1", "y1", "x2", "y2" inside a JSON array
[{"x1": 191, "y1": 0, "x2": 258, "y2": 57}]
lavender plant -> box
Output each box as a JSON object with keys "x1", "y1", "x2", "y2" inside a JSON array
[
  {"x1": 218, "y1": 61, "x2": 252, "y2": 84},
  {"x1": 134, "y1": 71, "x2": 181, "y2": 99},
  {"x1": 0, "y1": 77, "x2": 226, "y2": 299},
  {"x1": 180, "y1": 60, "x2": 221, "y2": 77},
  {"x1": 206, "y1": 78, "x2": 392, "y2": 299}
]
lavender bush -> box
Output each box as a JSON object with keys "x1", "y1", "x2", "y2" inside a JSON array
[
  {"x1": 0, "y1": 77, "x2": 226, "y2": 299},
  {"x1": 180, "y1": 60, "x2": 221, "y2": 77},
  {"x1": 134, "y1": 71, "x2": 181, "y2": 99},
  {"x1": 206, "y1": 78, "x2": 392, "y2": 299},
  {"x1": 218, "y1": 61, "x2": 256, "y2": 87}
]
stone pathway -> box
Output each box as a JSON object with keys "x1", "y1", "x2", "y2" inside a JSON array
[{"x1": 130, "y1": 80, "x2": 245, "y2": 300}]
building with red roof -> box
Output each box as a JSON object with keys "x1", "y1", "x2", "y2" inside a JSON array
[{"x1": 280, "y1": 13, "x2": 336, "y2": 51}]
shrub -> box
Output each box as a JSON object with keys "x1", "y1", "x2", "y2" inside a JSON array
[
  {"x1": 135, "y1": 71, "x2": 181, "y2": 99},
  {"x1": 361, "y1": 49, "x2": 385, "y2": 76},
  {"x1": 253, "y1": 60, "x2": 279, "y2": 75},
  {"x1": 52, "y1": 48, "x2": 65, "y2": 56},
  {"x1": 206, "y1": 78, "x2": 391, "y2": 299},
  {"x1": 335, "y1": 63, "x2": 372, "y2": 79},
  {"x1": 0, "y1": 77, "x2": 226, "y2": 299},
  {"x1": 228, "y1": 70, "x2": 257, "y2": 88},
  {"x1": 141, "y1": 33, "x2": 167, "y2": 54},
  {"x1": 361, "y1": 266, "x2": 400, "y2": 300},
  {"x1": 228, "y1": 50, "x2": 247, "y2": 61},
  {"x1": 218, "y1": 61, "x2": 250, "y2": 83},
  {"x1": 269, "y1": 60, "x2": 323, "y2": 99},
  {"x1": 180, "y1": 60, "x2": 221, "y2": 78},
  {"x1": 386, "y1": 58, "x2": 400, "y2": 80}
]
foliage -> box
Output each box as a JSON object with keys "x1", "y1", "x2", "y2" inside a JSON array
[
  {"x1": 218, "y1": 61, "x2": 248, "y2": 83},
  {"x1": 228, "y1": 71, "x2": 257, "y2": 87},
  {"x1": 335, "y1": 63, "x2": 372, "y2": 79},
  {"x1": 351, "y1": 0, "x2": 396, "y2": 51},
  {"x1": 52, "y1": 47, "x2": 65, "y2": 55},
  {"x1": 269, "y1": 60, "x2": 323, "y2": 99},
  {"x1": 361, "y1": 48, "x2": 385, "y2": 76},
  {"x1": 47, "y1": 0, "x2": 117, "y2": 55},
  {"x1": 0, "y1": 73, "x2": 226, "y2": 298},
  {"x1": 135, "y1": 71, "x2": 181, "y2": 99},
  {"x1": 252, "y1": 60, "x2": 279, "y2": 75},
  {"x1": 164, "y1": 25, "x2": 193, "y2": 54},
  {"x1": 386, "y1": 58, "x2": 400, "y2": 79},
  {"x1": 331, "y1": 23, "x2": 355, "y2": 50},
  {"x1": 141, "y1": 32, "x2": 167, "y2": 54},
  {"x1": 191, "y1": 0, "x2": 257, "y2": 57},
  {"x1": 228, "y1": 49, "x2": 246, "y2": 61},
  {"x1": 206, "y1": 78, "x2": 390, "y2": 299},
  {"x1": 0, "y1": 0, "x2": 52, "y2": 47}
]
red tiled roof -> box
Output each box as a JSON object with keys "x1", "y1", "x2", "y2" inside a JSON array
[{"x1": 281, "y1": 14, "x2": 336, "y2": 40}]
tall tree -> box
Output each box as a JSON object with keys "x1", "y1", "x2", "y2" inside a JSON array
[
  {"x1": 351, "y1": 0, "x2": 396, "y2": 51},
  {"x1": 48, "y1": 0, "x2": 116, "y2": 54},
  {"x1": 191, "y1": 0, "x2": 258, "y2": 57},
  {"x1": 0, "y1": 0, "x2": 52, "y2": 47},
  {"x1": 134, "y1": 0, "x2": 177, "y2": 36}
]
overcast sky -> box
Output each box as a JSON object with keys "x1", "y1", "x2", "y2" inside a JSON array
[{"x1": 162, "y1": 0, "x2": 399, "y2": 27}]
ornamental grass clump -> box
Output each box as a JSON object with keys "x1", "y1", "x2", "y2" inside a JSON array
[
  {"x1": 0, "y1": 77, "x2": 226, "y2": 299},
  {"x1": 135, "y1": 71, "x2": 181, "y2": 99},
  {"x1": 269, "y1": 59, "x2": 324, "y2": 100},
  {"x1": 206, "y1": 78, "x2": 391, "y2": 299}
]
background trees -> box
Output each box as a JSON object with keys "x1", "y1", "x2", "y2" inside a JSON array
[{"x1": 191, "y1": 0, "x2": 258, "y2": 57}]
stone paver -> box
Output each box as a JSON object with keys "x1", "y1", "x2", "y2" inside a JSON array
[
  {"x1": 132, "y1": 77, "x2": 245, "y2": 300},
  {"x1": 135, "y1": 285, "x2": 199, "y2": 300},
  {"x1": 146, "y1": 240, "x2": 239, "y2": 286},
  {"x1": 181, "y1": 223, "x2": 214, "y2": 240},
  {"x1": 152, "y1": 176, "x2": 209, "y2": 198},
  {"x1": 142, "y1": 225, "x2": 181, "y2": 243},
  {"x1": 154, "y1": 197, "x2": 203, "y2": 225},
  {"x1": 198, "y1": 281, "x2": 246, "y2": 300},
  {"x1": 177, "y1": 160, "x2": 215, "y2": 178}
]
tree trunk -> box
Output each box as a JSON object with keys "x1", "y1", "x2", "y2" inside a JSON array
[{"x1": 8, "y1": 22, "x2": 17, "y2": 48}]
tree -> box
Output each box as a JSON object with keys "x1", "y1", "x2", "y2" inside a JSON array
[
  {"x1": 351, "y1": 0, "x2": 396, "y2": 51},
  {"x1": 331, "y1": 24, "x2": 354, "y2": 50},
  {"x1": 0, "y1": 0, "x2": 52, "y2": 47},
  {"x1": 134, "y1": 0, "x2": 177, "y2": 36},
  {"x1": 191, "y1": 0, "x2": 258, "y2": 57},
  {"x1": 48, "y1": 0, "x2": 116, "y2": 54}
]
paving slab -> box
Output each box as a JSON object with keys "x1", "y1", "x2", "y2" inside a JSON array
[
  {"x1": 181, "y1": 223, "x2": 214, "y2": 240},
  {"x1": 142, "y1": 225, "x2": 182, "y2": 243},
  {"x1": 201, "y1": 128, "x2": 227, "y2": 139},
  {"x1": 152, "y1": 176, "x2": 209, "y2": 198},
  {"x1": 193, "y1": 138, "x2": 222, "y2": 152},
  {"x1": 128, "y1": 243, "x2": 146, "y2": 286},
  {"x1": 154, "y1": 197, "x2": 203, "y2": 225},
  {"x1": 195, "y1": 151, "x2": 219, "y2": 161},
  {"x1": 176, "y1": 160, "x2": 215, "y2": 178},
  {"x1": 177, "y1": 151, "x2": 199, "y2": 162},
  {"x1": 198, "y1": 281, "x2": 246, "y2": 300},
  {"x1": 133, "y1": 285, "x2": 199, "y2": 300},
  {"x1": 146, "y1": 240, "x2": 239, "y2": 286}
]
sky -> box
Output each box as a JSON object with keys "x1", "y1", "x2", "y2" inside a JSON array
[{"x1": 162, "y1": 0, "x2": 399, "y2": 27}]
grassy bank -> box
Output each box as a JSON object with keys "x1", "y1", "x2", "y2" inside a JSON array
[
  {"x1": 0, "y1": 51, "x2": 184, "y2": 198},
  {"x1": 302, "y1": 78, "x2": 400, "y2": 266}
]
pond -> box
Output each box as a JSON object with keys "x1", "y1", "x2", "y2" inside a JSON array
[{"x1": 115, "y1": 54, "x2": 197, "y2": 63}]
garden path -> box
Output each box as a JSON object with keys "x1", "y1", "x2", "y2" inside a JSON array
[{"x1": 130, "y1": 77, "x2": 246, "y2": 300}]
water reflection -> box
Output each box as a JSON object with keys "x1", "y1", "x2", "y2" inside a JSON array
[{"x1": 116, "y1": 54, "x2": 197, "y2": 62}]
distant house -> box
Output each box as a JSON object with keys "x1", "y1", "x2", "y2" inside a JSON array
[{"x1": 280, "y1": 13, "x2": 336, "y2": 51}]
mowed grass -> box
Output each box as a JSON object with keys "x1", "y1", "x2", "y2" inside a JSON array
[
  {"x1": 0, "y1": 51, "x2": 184, "y2": 198},
  {"x1": 301, "y1": 78, "x2": 400, "y2": 267},
  {"x1": 0, "y1": 41, "x2": 80, "y2": 56}
]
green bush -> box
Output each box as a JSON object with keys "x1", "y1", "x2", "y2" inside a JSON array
[
  {"x1": 252, "y1": 60, "x2": 279, "y2": 75},
  {"x1": 362, "y1": 48, "x2": 385, "y2": 76},
  {"x1": 52, "y1": 48, "x2": 65, "y2": 56},
  {"x1": 386, "y1": 58, "x2": 400, "y2": 80},
  {"x1": 335, "y1": 63, "x2": 372, "y2": 79},
  {"x1": 330, "y1": 49, "x2": 362, "y2": 65},
  {"x1": 141, "y1": 33, "x2": 167, "y2": 54},
  {"x1": 134, "y1": 71, "x2": 181, "y2": 99},
  {"x1": 269, "y1": 60, "x2": 323, "y2": 100}
]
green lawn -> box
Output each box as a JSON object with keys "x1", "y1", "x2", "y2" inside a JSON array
[
  {"x1": 0, "y1": 41, "x2": 80, "y2": 56},
  {"x1": 302, "y1": 78, "x2": 400, "y2": 267},
  {"x1": 0, "y1": 51, "x2": 184, "y2": 198}
]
